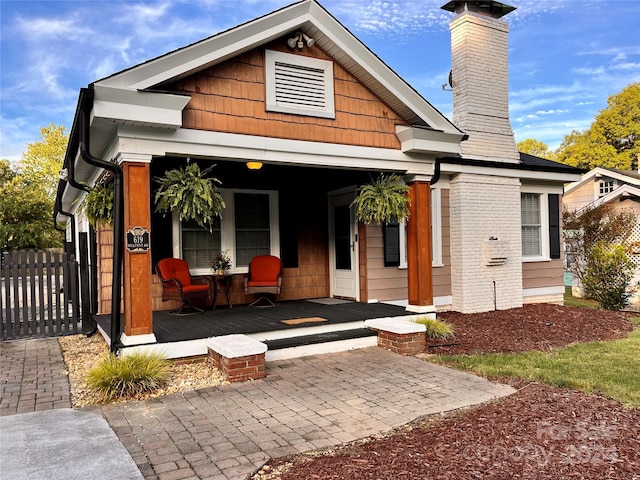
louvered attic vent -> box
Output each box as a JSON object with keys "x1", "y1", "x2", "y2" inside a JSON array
[{"x1": 266, "y1": 50, "x2": 335, "y2": 119}]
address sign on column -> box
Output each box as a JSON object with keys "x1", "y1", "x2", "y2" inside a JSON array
[{"x1": 126, "y1": 226, "x2": 150, "y2": 253}]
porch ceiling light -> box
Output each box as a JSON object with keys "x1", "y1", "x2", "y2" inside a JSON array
[{"x1": 246, "y1": 161, "x2": 263, "y2": 170}]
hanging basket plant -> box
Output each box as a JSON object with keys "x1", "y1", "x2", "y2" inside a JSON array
[
  {"x1": 83, "y1": 183, "x2": 114, "y2": 228},
  {"x1": 351, "y1": 173, "x2": 411, "y2": 225},
  {"x1": 154, "y1": 162, "x2": 225, "y2": 230}
]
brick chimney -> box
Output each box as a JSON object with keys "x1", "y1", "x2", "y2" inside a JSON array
[{"x1": 442, "y1": 1, "x2": 519, "y2": 162}]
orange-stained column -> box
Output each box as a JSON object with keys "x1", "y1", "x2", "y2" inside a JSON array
[
  {"x1": 405, "y1": 176, "x2": 436, "y2": 317},
  {"x1": 119, "y1": 153, "x2": 156, "y2": 346}
]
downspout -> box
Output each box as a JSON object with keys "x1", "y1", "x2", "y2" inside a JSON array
[
  {"x1": 79, "y1": 87, "x2": 124, "y2": 354},
  {"x1": 431, "y1": 158, "x2": 441, "y2": 186}
]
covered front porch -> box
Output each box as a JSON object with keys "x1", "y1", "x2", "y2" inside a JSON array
[{"x1": 95, "y1": 298, "x2": 413, "y2": 360}]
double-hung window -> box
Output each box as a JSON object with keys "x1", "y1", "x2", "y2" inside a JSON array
[
  {"x1": 521, "y1": 189, "x2": 561, "y2": 261},
  {"x1": 174, "y1": 189, "x2": 279, "y2": 274},
  {"x1": 521, "y1": 193, "x2": 543, "y2": 257}
]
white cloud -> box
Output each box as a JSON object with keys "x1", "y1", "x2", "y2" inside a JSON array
[
  {"x1": 13, "y1": 15, "x2": 92, "y2": 41},
  {"x1": 611, "y1": 62, "x2": 640, "y2": 71},
  {"x1": 535, "y1": 109, "x2": 569, "y2": 115},
  {"x1": 572, "y1": 66, "x2": 606, "y2": 76}
]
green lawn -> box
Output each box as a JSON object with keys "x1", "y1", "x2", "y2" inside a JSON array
[{"x1": 431, "y1": 328, "x2": 640, "y2": 408}]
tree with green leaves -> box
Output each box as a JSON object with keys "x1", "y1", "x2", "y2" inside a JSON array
[
  {"x1": 517, "y1": 138, "x2": 555, "y2": 159},
  {"x1": 563, "y1": 203, "x2": 637, "y2": 310},
  {"x1": 0, "y1": 124, "x2": 68, "y2": 250},
  {"x1": 556, "y1": 83, "x2": 640, "y2": 170}
]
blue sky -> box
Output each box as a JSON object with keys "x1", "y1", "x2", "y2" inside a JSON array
[{"x1": 1, "y1": 0, "x2": 639, "y2": 163}]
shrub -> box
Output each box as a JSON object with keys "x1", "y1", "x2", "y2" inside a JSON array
[
  {"x1": 582, "y1": 241, "x2": 635, "y2": 311},
  {"x1": 86, "y1": 351, "x2": 171, "y2": 401},
  {"x1": 412, "y1": 316, "x2": 455, "y2": 340}
]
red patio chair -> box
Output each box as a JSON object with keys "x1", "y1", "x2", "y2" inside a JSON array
[
  {"x1": 155, "y1": 258, "x2": 213, "y2": 315},
  {"x1": 243, "y1": 255, "x2": 282, "y2": 307}
]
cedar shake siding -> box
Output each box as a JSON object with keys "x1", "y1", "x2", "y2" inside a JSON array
[{"x1": 168, "y1": 41, "x2": 409, "y2": 149}]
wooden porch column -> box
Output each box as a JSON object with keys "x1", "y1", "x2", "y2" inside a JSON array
[
  {"x1": 119, "y1": 154, "x2": 156, "y2": 345},
  {"x1": 406, "y1": 177, "x2": 436, "y2": 317}
]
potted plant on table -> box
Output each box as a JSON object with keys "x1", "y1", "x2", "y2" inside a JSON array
[{"x1": 211, "y1": 251, "x2": 232, "y2": 275}]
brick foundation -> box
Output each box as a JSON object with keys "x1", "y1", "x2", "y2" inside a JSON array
[{"x1": 206, "y1": 334, "x2": 267, "y2": 383}]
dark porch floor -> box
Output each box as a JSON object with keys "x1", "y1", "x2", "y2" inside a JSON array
[{"x1": 95, "y1": 299, "x2": 408, "y2": 344}]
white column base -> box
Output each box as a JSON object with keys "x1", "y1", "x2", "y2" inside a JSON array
[
  {"x1": 405, "y1": 304, "x2": 437, "y2": 319},
  {"x1": 120, "y1": 332, "x2": 157, "y2": 346}
]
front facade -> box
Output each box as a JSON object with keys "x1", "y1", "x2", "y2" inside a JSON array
[{"x1": 55, "y1": 0, "x2": 581, "y2": 353}]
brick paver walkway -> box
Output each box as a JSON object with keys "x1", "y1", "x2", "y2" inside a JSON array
[
  {"x1": 95, "y1": 347, "x2": 515, "y2": 480},
  {"x1": 0, "y1": 338, "x2": 71, "y2": 416},
  {"x1": 1, "y1": 338, "x2": 515, "y2": 480}
]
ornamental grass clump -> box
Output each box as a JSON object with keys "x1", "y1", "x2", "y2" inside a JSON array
[
  {"x1": 86, "y1": 351, "x2": 171, "y2": 402},
  {"x1": 413, "y1": 316, "x2": 455, "y2": 340}
]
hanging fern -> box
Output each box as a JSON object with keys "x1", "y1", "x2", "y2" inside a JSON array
[
  {"x1": 83, "y1": 183, "x2": 114, "y2": 228},
  {"x1": 154, "y1": 163, "x2": 225, "y2": 230},
  {"x1": 351, "y1": 173, "x2": 410, "y2": 225}
]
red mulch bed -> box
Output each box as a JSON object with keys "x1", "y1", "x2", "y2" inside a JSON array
[
  {"x1": 431, "y1": 303, "x2": 635, "y2": 354},
  {"x1": 260, "y1": 303, "x2": 639, "y2": 480}
]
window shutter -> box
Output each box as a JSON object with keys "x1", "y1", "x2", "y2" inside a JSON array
[
  {"x1": 274, "y1": 62, "x2": 326, "y2": 112},
  {"x1": 548, "y1": 194, "x2": 561, "y2": 259},
  {"x1": 383, "y1": 223, "x2": 400, "y2": 267}
]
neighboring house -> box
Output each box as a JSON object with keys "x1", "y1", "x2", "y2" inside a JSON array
[
  {"x1": 54, "y1": 0, "x2": 581, "y2": 353},
  {"x1": 563, "y1": 166, "x2": 640, "y2": 300}
]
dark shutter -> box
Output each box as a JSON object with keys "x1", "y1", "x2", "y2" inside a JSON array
[
  {"x1": 383, "y1": 223, "x2": 400, "y2": 267},
  {"x1": 548, "y1": 194, "x2": 561, "y2": 259}
]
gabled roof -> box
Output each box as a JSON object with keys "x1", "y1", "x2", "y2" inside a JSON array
[
  {"x1": 564, "y1": 166, "x2": 640, "y2": 194},
  {"x1": 93, "y1": 0, "x2": 462, "y2": 136}
]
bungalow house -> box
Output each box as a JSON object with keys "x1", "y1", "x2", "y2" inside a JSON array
[
  {"x1": 563, "y1": 166, "x2": 640, "y2": 299},
  {"x1": 55, "y1": 0, "x2": 581, "y2": 358}
]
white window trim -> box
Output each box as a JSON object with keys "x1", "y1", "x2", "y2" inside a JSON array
[
  {"x1": 265, "y1": 49, "x2": 335, "y2": 119},
  {"x1": 173, "y1": 188, "x2": 280, "y2": 275},
  {"x1": 521, "y1": 187, "x2": 550, "y2": 263},
  {"x1": 596, "y1": 178, "x2": 615, "y2": 198},
  {"x1": 399, "y1": 186, "x2": 443, "y2": 268}
]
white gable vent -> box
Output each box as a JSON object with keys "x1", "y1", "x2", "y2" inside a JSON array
[{"x1": 265, "y1": 50, "x2": 335, "y2": 119}]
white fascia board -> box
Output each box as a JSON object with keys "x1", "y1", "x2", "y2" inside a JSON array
[
  {"x1": 93, "y1": 84, "x2": 190, "y2": 128},
  {"x1": 441, "y1": 161, "x2": 583, "y2": 184},
  {"x1": 308, "y1": 2, "x2": 461, "y2": 136},
  {"x1": 97, "y1": 3, "x2": 313, "y2": 90},
  {"x1": 116, "y1": 127, "x2": 437, "y2": 175},
  {"x1": 564, "y1": 167, "x2": 603, "y2": 194},
  {"x1": 395, "y1": 126, "x2": 463, "y2": 155},
  {"x1": 590, "y1": 184, "x2": 640, "y2": 207}
]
